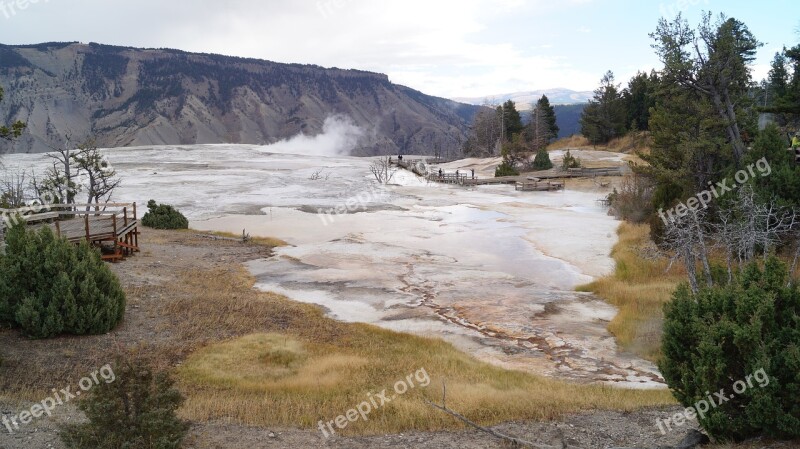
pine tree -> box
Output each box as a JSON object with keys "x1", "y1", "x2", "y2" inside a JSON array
[
  {"x1": 0, "y1": 224, "x2": 126, "y2": 338},
  {"x1": 0, "y1": 86, "x2": 25, "y2": 144},
  {"x1": 141, "y1": 200, "x2": 189, "y2": 230},
  {"x1": 580, "y1": 71, "x2": 627, "y2": 144},
  {"x1": 501, "y1": 100, "x2": 524, "y2": 140},
  {"x1": 531, "y1": 149, "x2": 553, "y2": 170},
  {"x1": 536, "y1": 95, "x2": 559, "y2": 140},
  {"x1": 651, "y1": 14, "x2": 760, "y2": 165},
  {"x1": 60, "y1": 357, "x2": 189, "y2": 449},
  {"x1": 660, "y1": 258, "x2": 800, "y2": 441},
  {"x1": 622, "y1": 71, "x2": 658, "y2": 131}
]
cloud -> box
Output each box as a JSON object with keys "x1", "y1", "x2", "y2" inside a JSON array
[
  {"x1": 260, "y1": 116, "x2": 364, "y2": 157},
  {"x1": 0, "y1": 0, "x2": 605, "y2": 97}
]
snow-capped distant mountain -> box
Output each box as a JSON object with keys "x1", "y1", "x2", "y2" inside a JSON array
[{"x1": 453, "y1": 88, "x2": 593, "y2": 109}]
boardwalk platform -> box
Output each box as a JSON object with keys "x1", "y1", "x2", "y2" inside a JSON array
[
  {"x1": 1, "y1": 203, "x2": 140, "y2": 262},
  {"x1": 515, "y1": 179, "x2": 564, "y2": 191}
]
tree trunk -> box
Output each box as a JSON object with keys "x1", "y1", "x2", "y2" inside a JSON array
[
  {"x1": 683, "y1": 247, "x2": 699, "y2": 294},
  {"x1": 694, "y1": 220, "x2": 714, "y2": 287},
  {"x1": 711, "y1": 89, "x2": 745, "y2": 165}
]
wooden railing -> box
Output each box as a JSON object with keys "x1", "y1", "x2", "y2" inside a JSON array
[{"x1": 1, "y1": 203, "x2": 138, "y2": 239}]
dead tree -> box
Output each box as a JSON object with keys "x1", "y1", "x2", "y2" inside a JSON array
[
  {"x1": 369, "y1": 157, "x2": 397, "y2": 185},
  {"x1": 663, "y1": 207, "x2": 711, "y2": 293},
  {"x1": 714, "y1": 186, "x2": 797, "y2": 275},
  {"x1": 0, "y1": 170, "x2": 31, "y2": 208},
  {"x1": 42, "y1": 135, "x2": 83, "y2": 209},
  {"x1": 73, "y1": 139, "x2": 121, "y2": 210}
]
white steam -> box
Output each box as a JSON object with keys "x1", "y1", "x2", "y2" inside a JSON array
[{"x1": 260, "y1": 115, "x2": 364, "y2": 157}]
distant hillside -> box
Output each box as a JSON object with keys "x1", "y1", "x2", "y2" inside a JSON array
[
  {"x1": 519, "y1": 103, "x2": 586, "y2": 139},
  {"x1": 0, "y1": 42, "x2": 481, "y2": 155},
  {"x1": 554, "y1": 103, "x2": 586, "y2": 138},
  {"x1": 454, "y1": 88, "x2": 593, "y2": 110}
]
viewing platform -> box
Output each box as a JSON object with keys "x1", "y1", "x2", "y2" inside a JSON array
[{"x1": 0, "y1": 203, "x2": 140, "y2": 262}]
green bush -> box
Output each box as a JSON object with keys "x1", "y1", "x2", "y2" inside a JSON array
[
  {"x1": 660, "y1": 257, "x2": 800, "y2": 442},
  {"x1": 531, "y1": 149, "x2": 554, "y2": 170},
  {"x1": 60, "y1": 357, "x2": 189, "y2": 449},
  {"x1": 561, "y1": 149, "x2": 581, "y2": 170},
  {"x1": 141, "y1": 200, "x2": 189, "y2": 230},
  {"x1": 494, "y1": 161, "x2": 520, "y2": 177},
  {"x1": 0, "y1": 224, "x2": 126, "y2": 338}
]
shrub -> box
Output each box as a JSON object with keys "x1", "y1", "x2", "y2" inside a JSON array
[
  {"x1": 660, "y1": 257, "x2": 800, "y2": 442},
  {"x1": 0, "y1": 224, "x2": 126, "y2": 338},
  {"x1": 530, "y1": 148, "x2": 554, "y2": 170},
  {"x1": 561, "y1": 149, "x2": 581, "y2": 170},
  {"x1": 607, "y1": 174, "x2": 654, "y2": 223},
  {"x1": 494, "y1": 161, "x2": 519, "y2": 177},
  {"x1": 141, "y1": 200, "x2": 189, "y2": 230},
  {"x1": 60, "y1": 357, "x2": 189, "y2": 449}
]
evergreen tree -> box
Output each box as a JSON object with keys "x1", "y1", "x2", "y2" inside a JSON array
[
  {"x1": 651, "y1": 13, "x2": 760, "y2": 165},
  {"x1": 0, "y1": 224, "x2": 126, "y2": 338},
  {"x1": 746, "y1": 124, "x2": 800, "y2": 207},
  {"x1": 501, "y1": 100, "x2": 524, "y2": 140},
  {"x1": 531, "y1": 149, "x2": 553, "y2": 170},
  {"x1": 768, "y1": 51, "x2": 790, "y2": 103},
  {"x1": 0, "y1": 87, "x2": 25, "y2": 144},
  {"x1": 640, "y1": 79, "x2": 732, "y2": 218},
  {"x1": 561, "y1": 149, "x2": 581, "y2": 170},
  {"x1": 580, "y1": 71, "x2": 628, "y2": 144},
  {"x1": 622, "y1": 71, "x2": 658, "y2": 131},
  {"x1": 660, "y1": 258, "x2": 800, "y2": 441},
  {"x1": 60, "y1": 357, "x2": 189, "y2": 449},
  {"x1": 141, "y1": 200, "x2": 189, "y2": 230},
  {"x1": 536, "y1": 95, "x2": 559, "y2": 140}
]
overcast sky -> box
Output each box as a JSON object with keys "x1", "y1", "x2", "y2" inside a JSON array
[{"x1": 0, "y1": 0, "x2": 796, "y2": 98}]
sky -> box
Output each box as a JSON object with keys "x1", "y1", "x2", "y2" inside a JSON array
[{"x1": 0, "y1": 0, "x2": 797, "y2": 99}]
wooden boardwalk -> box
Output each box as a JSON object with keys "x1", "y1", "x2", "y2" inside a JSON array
[
  {"x1": 1, "y1": 203, "x2": 140, "y2": 262},
  {"x1": 392, "y1": 158, "x2": 619, "y2": 190}
]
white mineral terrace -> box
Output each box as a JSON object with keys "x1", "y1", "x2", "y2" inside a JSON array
[{"x1": 4, "y1": 144, "x2": 663, "y2": 388}]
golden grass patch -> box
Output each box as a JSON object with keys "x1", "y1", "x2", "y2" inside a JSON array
[
  {"x1": 171, "y1": 266, "x2": 675, "y2": 435},
  {"x1": 578, "y1": 222, "x2": 684, "y2": 362},
  {"x1": 547, "y1": 133, "x2": 651, "y2": 154},
  {"x1": 547, "y1": 135, "x2": 590, "y2": 151},
  {"x1": 202, "y1": 230, "x2": 289, "y2": 248}
]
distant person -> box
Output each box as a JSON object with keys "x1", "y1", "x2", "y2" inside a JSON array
[
  {"x1": 793, "y1": 132, "x2": 800, "y2": 150},
  {"x1": 471, "y1": 169, "x2": 475, "y2": 179},
  {"x1": 438, "y1": 168, "x2": 443, "y2": 178}
]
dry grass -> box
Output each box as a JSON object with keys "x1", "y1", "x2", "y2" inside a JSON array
[
  {"x1": 606, "y1": 132, "x2": 651, "y2": 153},
  {"x1": 578, "y1": 223, "x2": 684, "y2": 362},
  {"x1": 547, "y1": 133, "x2": 651, "y2": 154},
  {"x1": 168, "y1": 266, "x2": 675, "y2": 436},
  {"x1": 547, "y1": 135, "x2": 590, "y2": 151},
  {"x1": 203, "y1": 230, "x2": 288, "y2": 248}
]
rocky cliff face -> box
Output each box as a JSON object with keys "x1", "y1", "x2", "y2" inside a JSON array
[{"x1": 0, "y1": 42, "x2": 479, "y2": 155}]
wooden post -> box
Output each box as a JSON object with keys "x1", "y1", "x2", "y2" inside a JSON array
[
  {"x1": 55, "y1": 220, "x2": 61, "y2": 237},
  {"x1": 133, "y1": 202, "x2": 137, "y2": 220},
  {"x1": 112, "y1": 213, "x2": 119, "y2": 257},
  {"x1": 123, "y1": 207, "x2": 128, "y2": 227},
  {"x1": 84, "y1": 213, "x2": 90, "y2": 242}
]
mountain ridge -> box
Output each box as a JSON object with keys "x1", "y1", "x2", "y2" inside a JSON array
[
  {"x1": 0, "y1": 42, "x2": 481, "y2": 155},
  {"x1": 454, "y1": 88, "x2": 593, "y2": 110}
]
